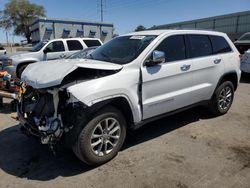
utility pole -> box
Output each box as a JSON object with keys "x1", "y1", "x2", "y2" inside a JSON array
[
  {"x1": 100, "y1": 0, "x2": 104, "y2": 22},
  {"x1": 5, "y1": 31, "x2": 9, "y2": 47}
]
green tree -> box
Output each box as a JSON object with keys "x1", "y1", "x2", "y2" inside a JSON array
[
  {"x1": 134, "y1": 25, "x2": 146, "y2": 32},
  {"x1": 0, "y1": 0, "x2": 45, "y2": 43}
]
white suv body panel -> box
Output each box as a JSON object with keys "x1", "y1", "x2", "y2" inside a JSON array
[{"x1": 21, "y1": 30, "x2": 241, "y2": 124}]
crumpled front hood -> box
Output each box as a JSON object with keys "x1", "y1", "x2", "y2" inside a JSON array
[{"x1": 21, "y1": 59, "x2": 123, "y2": 89}]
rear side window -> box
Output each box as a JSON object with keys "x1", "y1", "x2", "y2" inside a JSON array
[
  {"x1": 187, "y1": 35, "x2": 212, "y2": 58},
  {"x1": 83, "y1": 40, "x2": 101, "y2": 47},
  {"x1": 67, "y1": 40, "x2": 83, "y2": 51},
  {"x1": 155, "y1": 35, "x2": 186, "y2": 62},
  {"x1": 0, "y1": 47, "x2": 4, "y2": 50},
  {"x1": 210, "y1": 35, "x2": 232, "y2": 54}
]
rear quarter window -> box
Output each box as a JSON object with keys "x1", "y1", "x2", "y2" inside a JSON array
[
  {"x1": 210, "y1": 35, "x2": 232, "y2": 54},
  {"x1": 83, "y1": 40, "x2": 101, "y2": 47}
]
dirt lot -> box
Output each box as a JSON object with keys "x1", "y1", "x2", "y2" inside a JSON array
[{"x1": 0, "y1": 75, "x2": 250, "y2": 188}]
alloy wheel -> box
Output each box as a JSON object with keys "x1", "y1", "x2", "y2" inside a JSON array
[{"x1": 90, "y1": 118, "x2": 121, "y2": 157}]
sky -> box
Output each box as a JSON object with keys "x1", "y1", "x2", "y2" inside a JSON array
[{"x1": 0, "y1": 0, "x2": 250, "y2": 43}]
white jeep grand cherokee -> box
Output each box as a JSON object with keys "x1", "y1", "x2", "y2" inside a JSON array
[{"x1": 18, "y1": 30, "x2": 241, "y2": 165}]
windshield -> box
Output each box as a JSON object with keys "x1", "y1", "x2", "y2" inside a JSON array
[
  {"x1": 239, "y1": 33, "x2": 250, "y2": 41},
  {"x1": 88, "y1": 35, "x2": 157, "y2": 64},
  {"x1": 31, "y1": 41, "x2": 47, "y2": 52},
  {"x1": 68, "y1": 47, "x2": 97, "y2": 59}
]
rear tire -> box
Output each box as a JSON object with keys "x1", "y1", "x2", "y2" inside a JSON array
[
  {"x1": 73, "y1": 106, "x2": 127, "y2": 166},
  {"x1": 209, "y1": 81, "x2": 234, "y2": 115}
]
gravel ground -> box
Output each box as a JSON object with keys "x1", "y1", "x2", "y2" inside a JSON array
[{"x1": 0, "y1": 75, "x2": 250, "y2": 188}]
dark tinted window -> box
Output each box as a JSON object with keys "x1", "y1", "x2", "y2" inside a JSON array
[
  {"x1": 235, "y1": 44, "x2": 250, "y2": 54},
  {"x1": 187, "y1": 35, "x2": 212, "y2": 58},
  {"x1": 83, "y1": 40, "x2": 101, "y2": 47},
  {"x1": 210, "y1": 35, "x2": 232, "y2": 54},
  {"x1": 45, "y1": 41, "x2": 65, "y2": 52},
  {"x1": 0, "y1": 47, "x2": 4, "y2": 50},
  {"x1": 67, "y1": 40, "x2": 83, "y2": 51},
  {"x1": 155, "y1": 35, "x2": 186, "y2": 62}
]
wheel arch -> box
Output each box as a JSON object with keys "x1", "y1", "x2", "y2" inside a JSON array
[
  {"x1": 216, "y1": 71, "x2": 239, "y2": 91},
  {"x1": 88, "y1": 96, "x2": 135, "y2": 128},
  {"x1": 62, "y1": 96, "x2": 136, "y2": 148},
  {"x1": 16, "y1": 61, "x2": 36, "y2": 78}
]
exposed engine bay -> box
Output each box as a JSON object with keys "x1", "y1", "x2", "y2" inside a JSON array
[{"x1": 18, "y1": 85, "x2": 68, "y2": 145}]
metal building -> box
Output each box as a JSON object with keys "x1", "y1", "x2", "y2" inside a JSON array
[
  {"x1": 30, "y1": 17, "x2": 114, "y2": 44},
  {"x1": 152, "y1": 11, "x2": 250, "y2": 41}
]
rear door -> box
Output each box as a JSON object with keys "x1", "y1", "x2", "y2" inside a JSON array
[
  {"x1": 65, "y1": 39, "x2": 84, "y2": 57},
  {"x1": 141, "y1": 35, "x2": 195, "y2": 119},
  {"x1": 186, "y1": 34, "x2": 225, "y2": 102}
]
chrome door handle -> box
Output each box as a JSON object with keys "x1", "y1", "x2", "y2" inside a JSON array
[
  {"x1": 180, "y1": 64, "x2": 191, "y2": 71},
  {"x1": 214, "y1": 59, "x2": 221, "y2": 64},
  {"x1": 60, "y1": 54, "x2": 66, "y2": 58}
]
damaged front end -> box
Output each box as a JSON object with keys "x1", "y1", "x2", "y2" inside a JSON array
[
  {"x1": 17, "y1": 59, "x2": 123, "y2": 150},
  {"x1": 18, "y1": 85, "x2": 61, "y2": 144},
  {"x1": 17, "y1": 84, "x2": 85, "y2": 148}
]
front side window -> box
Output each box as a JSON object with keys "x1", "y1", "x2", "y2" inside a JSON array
[
  {"x1": 210, "y1": 35, "x2": 232, "y2": 54},
  {"x1": 45, "y1": 41, "x2": 65, "y2": 53},
  {"x1": 88, "y1": 35, "x2": 157, "y2": 64},
  {"x1": 31, "y1": 41, "x2": 47, "y2": 52},
  {"x1": 187, "y1": 35, "x2": 212, "y2": 58},
  {"x1": 155, "y1": 35, "x2": 186, "y2": 62},
  {"x1": 67, "y1": 40, "x2": 83, "y2": 51}
]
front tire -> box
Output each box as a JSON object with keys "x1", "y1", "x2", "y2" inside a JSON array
[
  {"x1": 17, "y1": 64, "x2": 28, "y2": 78},
  {"x1": 209, "y1": 81, "x2": 234, "y2": 115},
  {"x1": 73, "y1": 106, "x2": 127, "y2": 166}
]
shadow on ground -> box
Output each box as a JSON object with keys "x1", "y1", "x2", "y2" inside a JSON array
[
  {"x1": 0, "y1": 99, "x2": 16, "y2": 114},
  {"x1": 0, "y1": 106, "x2": 216, "y2": 181}
]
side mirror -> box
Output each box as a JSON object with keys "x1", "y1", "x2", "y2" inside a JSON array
[{"x1": 145, "y1": 50, "x2": 165, "y2": 67}]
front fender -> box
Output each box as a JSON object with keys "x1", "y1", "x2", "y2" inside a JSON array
[{"x1": 67, "y1": 68, "x2": 142, "y2": 123}]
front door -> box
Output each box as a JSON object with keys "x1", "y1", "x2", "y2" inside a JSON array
[
  {"x1": 141, "y1": 35, "x2": 195, "y2": 119},
  {"x1": 43, "y1": 40, "x2": 66, "y2": 60}
]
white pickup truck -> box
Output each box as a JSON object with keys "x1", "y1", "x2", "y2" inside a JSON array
[{"x1": 2, "y1": 38, "x2": 102, "y2": 78}]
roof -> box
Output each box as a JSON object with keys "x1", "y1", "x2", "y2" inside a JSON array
[
  {"x1": 123, "y1": 29, "x2": 226, "y2": 36},
  {"x1": 48, "y1": 37, "x2": 102, "y2": 42}
]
